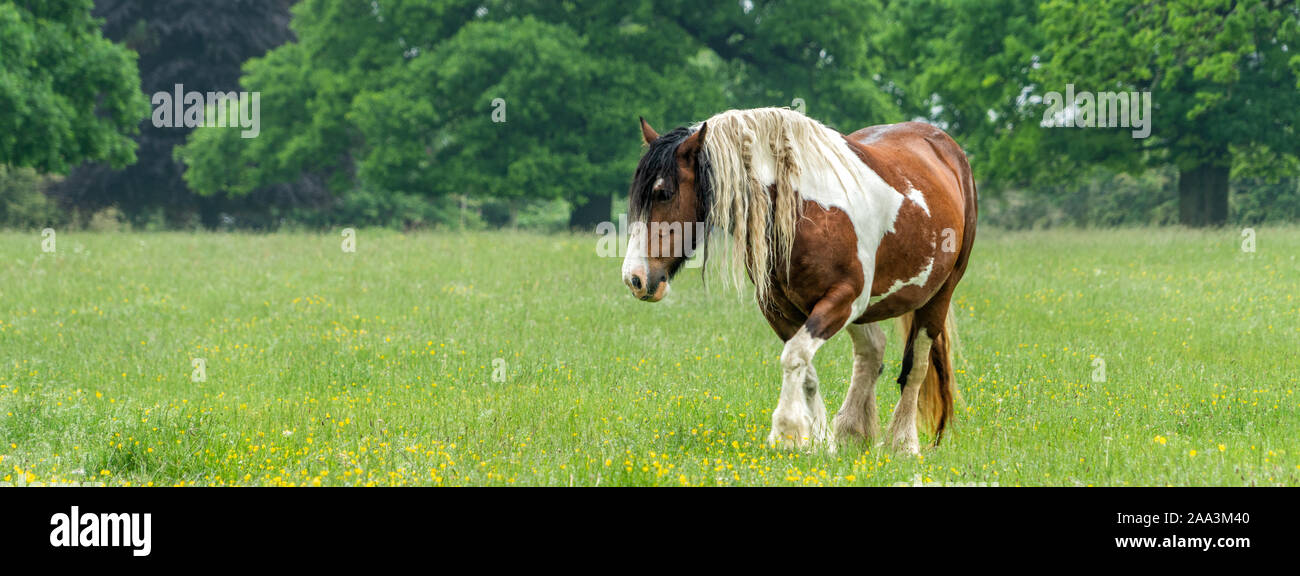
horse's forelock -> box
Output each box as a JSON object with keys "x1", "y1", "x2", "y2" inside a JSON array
[{"x1": 629, "y1": 126, "x2": 695, "y2": 221}]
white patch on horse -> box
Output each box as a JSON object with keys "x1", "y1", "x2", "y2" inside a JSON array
[
  {"x1": 905, "y1": 186, "x2": 930, "y2": 216},
  {"x1": 869, "y1": 257, "x2": 934, "y2": 304},
  {"x1": 621, "y1": 222, "x2": 648, "y2": 283},
  {"x1": 743, "y1": 133, "x2": 777, "y2": 187},
  {"x1": 653, "y1": 177, "x2": 664, "y2": 190},
  {"x1": 857, "y1": 123, "x2": 907, "y2": 146},
  {"x1": 791, "y1": 125, "x2": 905, "y2": 321}
]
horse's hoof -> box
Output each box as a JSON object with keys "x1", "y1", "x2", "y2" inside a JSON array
[
  {"x1": 832, "y1": 413, "x2": 875, "y2": 450},
  {"x1": 889, "y1": 435, "x2": 920, "y2": 456},
  {"x1": 767, "y1": 430, "x2": 810, "y2": 450},
  {"x1": 768, "y1": 413, "x2": 812, "y2": 450}
]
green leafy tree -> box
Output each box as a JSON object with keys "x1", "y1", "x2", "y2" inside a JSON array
[
  {"x1": 0, "y1": 0, "x2": 148, "y2": 173},
  {"x1": 876, "y1": 0, "x2": 1045, "y2": 182},
  {"x1": 178, "y1": 0, "x2": 914, "y2": 229},
  {"x1": 351, "y1": 17, "x2": 628, "y2": 225},
  {"x1": 914, "y1": 0, "x2": 1300, "y2": 227},
  {"x1": 1038, "y1": 0, "x2": 1300, "y2": 226},
  {"x1": 179, "y1": 0, "x2": 734, "y2": 229},
  {"x1": 47, "y1": 0, "x2": 294, "y2": 227},
  {"x1": 634, "y1": 0, "x2": 902, "y2": 129}
]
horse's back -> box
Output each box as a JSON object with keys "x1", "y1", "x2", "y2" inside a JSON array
[
  {"x1": 849, "y1": 122, "x2": 974, "y2": 217},
  {"x1": 844, "y1": 122, "x2": 977, "y2": 323}
]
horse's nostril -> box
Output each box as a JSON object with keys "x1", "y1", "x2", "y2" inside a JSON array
[{"x1": 630, "y1": 276, "x2": 643, "y2": 291}]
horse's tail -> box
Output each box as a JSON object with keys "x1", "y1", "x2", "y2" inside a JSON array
[{"x1": 897, "y1": 306, "x2": 959, "y2": 444}]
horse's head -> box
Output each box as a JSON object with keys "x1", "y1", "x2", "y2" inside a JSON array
[{"x1": 622, "y1": 118, "x2": 710, "y2": 302}]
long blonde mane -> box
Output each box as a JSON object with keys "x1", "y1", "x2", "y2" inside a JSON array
[{"x1": 698, "y1": 107, "x2": 870, "y2": 306}]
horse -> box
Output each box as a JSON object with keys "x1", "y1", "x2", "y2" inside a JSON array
[{"x1": 621, "y1": 107, "x2": 977, "y2": 455}]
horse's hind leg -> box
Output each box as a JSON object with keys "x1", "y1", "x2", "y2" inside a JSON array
[
  {"x1": 888, "y1": 314, "x2": 934, "y2": 456},
  {"x1": 833, "y1": 322, "x2": 885, "y2": 447}
]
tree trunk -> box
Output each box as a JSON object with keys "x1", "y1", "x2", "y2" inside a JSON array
[
  {"x1": 1178, "y1": 164, "x2": 1229, "y2": 227},
  {"x1": 459, "y1": 194, "x2": 467, "y2": 230},
  {"x1": 569, "y1": 192, "x2": 612, "y2": 231},
  {"x1": 197, "y1": 195, "x2": 222, "y2": 230}
]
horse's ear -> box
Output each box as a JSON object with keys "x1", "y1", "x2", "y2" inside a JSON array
[
  {"x1": 677, "y1": 122, "x2": 708, "y2": 158},
  {"x1": 640, "y1": 117, "x2": 659, "y2": 145}
]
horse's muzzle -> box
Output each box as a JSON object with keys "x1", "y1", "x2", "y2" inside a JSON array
[{"x1": 625, "y1": 270, "x2": 669, "y2": 302}]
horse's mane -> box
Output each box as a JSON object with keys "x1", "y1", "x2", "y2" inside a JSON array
[{"x1": 698, "y1": 107, "x2": 869, "y2": 306}]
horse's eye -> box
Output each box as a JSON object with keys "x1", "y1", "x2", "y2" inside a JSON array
[{"x1": 650, "y1": 177, "x2": 673, "y2": 201}]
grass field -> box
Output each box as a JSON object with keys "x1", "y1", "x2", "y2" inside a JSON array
[{"x1": 1, "y1": 227, "x2": 1296, "y2": 486}]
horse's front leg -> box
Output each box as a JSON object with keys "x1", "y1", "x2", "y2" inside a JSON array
[
  {"x1": 767, "y1": 286, "x2": 855, "y2": 450},
  {"x1": 803, "y1": 363, "x2": 829, "y2": 448},
  {"x1": 833, "y1": 322, "x2": 886, "y2": 448},
  {"x1": 768, "y1": 328, "x2": 824, "y2": 448}
]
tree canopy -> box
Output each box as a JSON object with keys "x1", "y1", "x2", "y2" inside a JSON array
[
  {"x1": 5, "y1": 0, "x2": 1300, "y2": 229},
  {"x1": 45, "y1": 0, "x2": 294, "y2": 227},
  {"x1": 0, "y1": 0, "x2": 147, "y2": 173},
  {"x1": 903, "y1": 0, "x2": 1300, "y2": 226}
]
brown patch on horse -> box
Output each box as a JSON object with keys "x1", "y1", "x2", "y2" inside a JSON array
[{"x1": 760, "y1": 201, "x2": 863, "y2": 342}]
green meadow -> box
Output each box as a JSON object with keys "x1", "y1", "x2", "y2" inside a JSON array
[{"x1": 0, "y1": 228, "x2": 1296, "y2": 486}]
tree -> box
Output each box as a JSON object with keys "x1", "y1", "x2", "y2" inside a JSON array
[
  {"x1": 875, "y1": 0, "x2": 1047, "y2": 183},
  {"x1": 912, "y1": 0, "x2": 1300, "y2": 227},
  {"x1": 46, "y1": 0, "x2": 294, "y2": 227},
  {"x1": 592, "y1": 0, "x2": 903, "y2": 129},
  {"x1": 490, "y1": 0, "x2": 909, "y2": 225},
  {"x1": 178, "y1": 1, "x2": 933, "y2": 230},
  {"x1": 1040, "y1": 0, "x2": 1300, "y2": 226},
  {"x1": 0, "y1": 0, "x2": 147, "y2": 173},
  {"x1": 353, "y1": 17, "x2": 610, "y2": 225},
  {"x1": 177, "y1": 0, "x2": 730, "y2": 230}
]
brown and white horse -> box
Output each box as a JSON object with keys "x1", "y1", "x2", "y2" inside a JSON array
[{"x1": 621, "y1": 108, "x2": 977, "y2": 454}]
